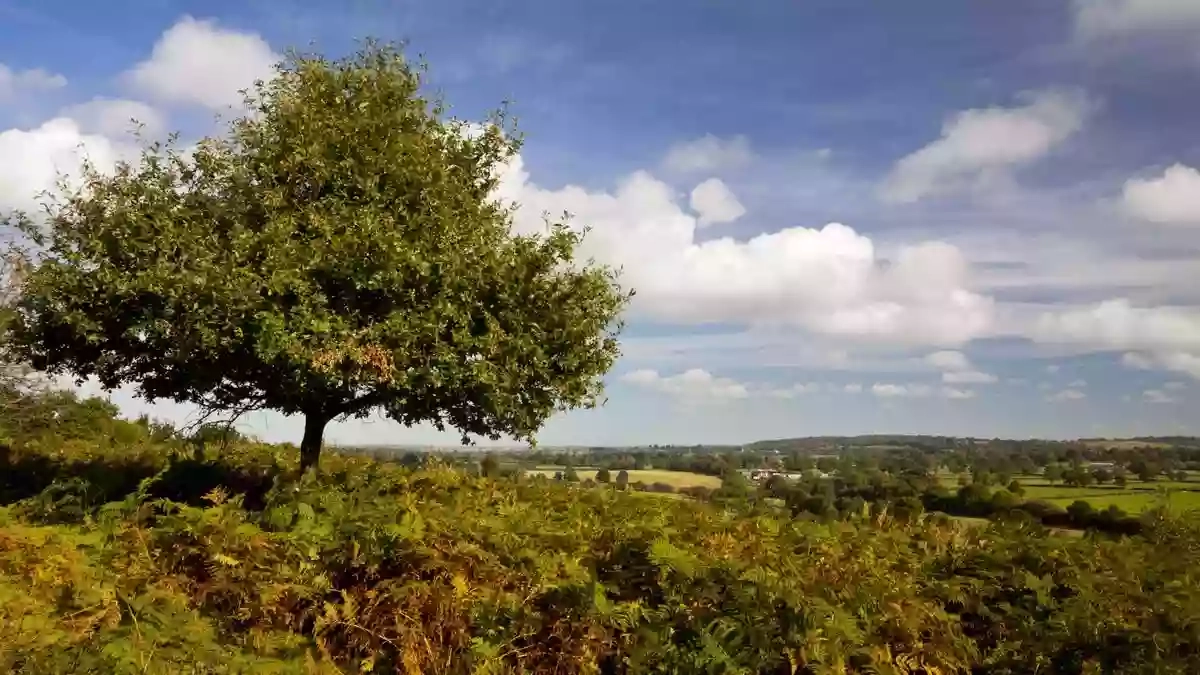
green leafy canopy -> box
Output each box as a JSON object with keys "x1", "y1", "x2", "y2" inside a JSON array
[{"x1": 6, "y1": 42, "x2": 631, "y2": 469}]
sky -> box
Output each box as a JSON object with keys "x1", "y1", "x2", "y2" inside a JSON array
[{"x1": 2, "y1": 0, "x2": 1199, "y2": 446}]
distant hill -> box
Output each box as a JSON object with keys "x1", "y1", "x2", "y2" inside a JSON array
[
  {"x1": 746, "y1": 435, "x2": 969, "y2": 452},
  {"x1": 749, "y1": 435, "x2": 1200, "y2": 453},
  {"x1": 335, "y1": 435, "x2": 1200, "y2": 456}
]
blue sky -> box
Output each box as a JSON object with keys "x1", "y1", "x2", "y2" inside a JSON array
[{"x1": 2, "y1": 0, "x2": 1199, "y2": 445}]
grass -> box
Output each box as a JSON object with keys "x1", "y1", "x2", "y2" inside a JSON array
[
  {"x1": 946, "y1": 514, "x2": 1087, "y2": 538},
  {"x1": 627, "y1": 489, "x2": 688, "y2": 501},
  {"x1": 1045, "y1": 490, "x2": 1200, "y2": 515},
  {"x1": 947, "y1": 515, "x2": 990, "y2": 527},
  {"x1": 1080, "y1": 440, "x2": 1174, "y2": 450},
  {"x1": 936, "y1": 471, "x2": 1200, "y2": 515},
  {"x1": 1020, "y1": 485, "x2": 1133, "y2": 500},
  {"x1": 1019, "y1": 477, "x2": 1199, "y2": 490},
  {"x1": 1016, "y1": 477, "x2": 1200, "y2": 515},
  {"x1": 527, "y1": 468, "x2": 722, "y2": 489}
]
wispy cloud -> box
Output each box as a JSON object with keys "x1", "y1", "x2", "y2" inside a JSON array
[
  {"x1": 879, "y1": 89, "x2": 1091, "y2": 204},
  {"x1": 1047, "y1": 388, "x2": 1087, "y2": 402},
  {"x1": 662, "y1": 134, "x2": 754, "y2": 173},
  {"x1": 1143, "y1": 388, "x2": 1178, "y2": 404}
]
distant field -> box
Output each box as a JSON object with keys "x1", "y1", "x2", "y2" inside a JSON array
[
  {"x1": 627, "y1": 490, "x2": 688, "y2": 501},
  {"x1": 1019, "y1": 485, "x2": 1148, "y2": 500},
  {"x1": 1080, "y1": 440, "x2": 1174, "y2": 450},
  {"x1": 944, "y1": 514, "x2": 1085, "y2": 538},
  {"x1": 1018, "y1": 481, "x2": 1200, "y2": 515},
  {"x1": 1044, "y1": 490, "x2": 1200, "y2": 515},
  {"x1": 527, "y1": 468, "x2": 722, "y2": 489},
  {"x1": 1019, "y1": 476, "x2": 1199, "y2": 490},
  {"x1": 523, "y1": 467, "x2": 1200, "y2": 513},
  {"x1": 934, "y1": 471, "x2": 1200, "y2": 515}
]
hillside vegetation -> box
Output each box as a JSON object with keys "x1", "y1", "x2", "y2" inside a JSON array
[{"x1": 0, "y1": 391, "x2": 1199, "y2": 673}]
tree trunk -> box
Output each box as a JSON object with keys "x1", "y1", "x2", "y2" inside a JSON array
[{"x1": 299, "y1": 413, "x2": 329, "y2": 474}]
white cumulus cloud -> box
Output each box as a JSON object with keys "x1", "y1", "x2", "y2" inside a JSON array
[
  {"x1": 1047, "y1": 389, "x2": 1087, "y2": 402},
  {"x1": 1143, "y1": 388, "x2": 1178, "y2": 404},
  {"x1": 1122, "y1": 164, "x2": 1200, "y2": 225},
  {"x1": 1122, "y1": 352, "x2": 1154, "y2": 369},
  {"x1": 1033, "y1": 299, "x2": 1200, "y2": 354},
  {"x1": 0, "y1": 118, "x2": 130, "y2": 213},
  {"x1": 943, "y1": 370, "x2": 999, "y2": 384},
  {"x1": 124, "y1": 15, "x2": 279, "y2": 111},
  {"x1": 766, "y1": 382, "x2": 822, "y2": 399},
  {"x1": 662, "y1": 134, "x2": 753, "y2": 173},
  {"x1": 60, "y1": 97, "x2": 167, "y2": 139},
  {"x1": 1074, "y1": 0, "x2": 1200, "y2": 38},
  {"x1": 496, "y1": 154, "x2": 994, "y2": 346},
  {"x1": 923, "y1": 349, "x2": 997, "y2": 384},
  {"x1": 879, "y1": 89, "x2": 1090, "y2": 203},
  {"x1": 1123, "y1": 351, "x2": 1200, "y2": 380},
  {"x1": 620, "y1": 368, "x2": 749, "y2": 402},
  {"x1": 873, "y1": 383, "x2": 970, "y2": 399},
  {"x1": 0, "y1": 63, "x2": 66, "y2": 100},
  {"x1": 925, "y1": 350, "x2": 970, "y2": 371},
  {"x1": 871, "y1": 383, "x2": 933, "y2": 398},
  {"x1": 689, "y1": 178, "x2": 746, "y2": 226}
]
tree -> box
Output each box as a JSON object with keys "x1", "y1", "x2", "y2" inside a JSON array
[
  {"x1": 1064, "y1": 469, "x2": 1094, "y2": 488},
  {"x1": 1066, "y1": 500, "x2": 1095, "y2": 526},
  {"x1": 764, "y1": 474, "x2": 790, "y2": 498},
  {"x1": 716, "y1": 471, "x2": 752, "y2": 501},
  {"x1": 1007, "y1": 479, "x2": 1025, "y2": 497},
  {"x1": 1043, "y1": 464, "x2": 1065, "y2": 485},
  {"x1": 563, "y1": 466, "x2": 580, "y2": 482},
  {"x1": 480, "y1": 454, "x2": 499, "y2": 478},
  {"x1": 6, "y1": 44, "x2": 629, "y2": 473},
  {"x1": 595, "y1": 467, "x2": 611, "y2": 483},
  {"x1": 958, "y1": 483, "x2": 992, "y2": 507},
  {"x1": 990, "y1": 489, "x2": 1020, "y2": 510},
  {"x1": 0, "y1": 252, "x2": 52, "y2": 429},
  {"x1": 1136, "y1": 464, "x2": 1159, "y2": 483},
  {"x1": 615, "y1": 470, "x2": 630, "y2": 490},
  {"x1": 190, "y1": 422, "x2": 245, "y2": 449}
]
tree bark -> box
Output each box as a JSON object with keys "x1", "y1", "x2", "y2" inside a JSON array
[{"x1": 299, "y1": 412, "x2": 330, "y2": 474}]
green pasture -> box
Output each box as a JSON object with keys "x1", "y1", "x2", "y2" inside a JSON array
[
  {"x1": 936, "y1": 470, "x2": 1200, "y2": 515},
  {"x1": 1044, "y1": 490, "x2": 1200, "y2": 515},
  {"x1": 527, "y1": 468, "x2": 723, "y2": 489}
]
